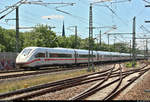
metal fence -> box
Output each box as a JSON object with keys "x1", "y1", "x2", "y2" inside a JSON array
[{"x1": 0, "y1": 52, "x2": 18, "y2": 70}]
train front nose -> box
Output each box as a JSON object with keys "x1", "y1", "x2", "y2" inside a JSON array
[
  {"x1": 16, "y1": 48, "x2": 34, "y2": 68},
  {"x1": 16, "y1": 55, "x2": 28, "y2": 68}
]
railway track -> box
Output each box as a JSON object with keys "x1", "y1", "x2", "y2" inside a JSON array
[
  {"x1": 0, "y1": 65, "x2": 88, "y2": 80},
  {"x1": 0, "y1": 65, "x2": 150, "y2": 100},
  {"x1": 0, "y1": 61, "x2": 109, "y2": 74},
  {"x1": 0, "y1": 60, "x2": 142, "y2": 75},
  {"x1": 0, "y1": 64, "x2": 84, "y2": 73},
  {"x1": 102, "y1": 68, "x2": 149, "y2": 100},
  {"x1": 0, "y1": 66, "x2": 65, "y2": 74},
  {"x1": 0, "y1": 62, "x2": 121, "y2": 80},
  {"x1": 69, "y1": 64, "x2": 123, "y2": 100},
  {"x1": 70, "y1": 64, "x2": 149, "y2": 100},
  {"x1": 0, "y1": 64, "x2": 117, "y2": 100},
  {"x1": 0, "y1": 63, "x2": 149, "y2": 100}
]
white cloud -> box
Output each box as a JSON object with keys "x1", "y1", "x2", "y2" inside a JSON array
[{"x1": 42, "y1": 15, "x2": 64, "y2": 19}]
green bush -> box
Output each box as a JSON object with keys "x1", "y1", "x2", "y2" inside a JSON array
[{"x1": 125, "y1": 62, "x2": 137, "y2": 68}]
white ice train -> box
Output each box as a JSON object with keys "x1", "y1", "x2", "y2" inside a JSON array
[{"x1": 16, "y1": 47, "x2": 144, "y2": 68}]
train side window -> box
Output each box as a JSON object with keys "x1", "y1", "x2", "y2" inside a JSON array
[
  {"x1": 78, "y1": 54, "x2": 96, "y2": 58},
  {"x1": 106, "y1": 55, "x2": 111, "y2": 57},
  {"x1": 79, "y1": 54, "x2": 88, "y2": 58},
  {"x1": 49, "y1": 53, "x2": 58, "y2": 57},
  {"x1": 49, "y1": 53, "x2": 72, "y2": 58},
  {"x1": 59, "y1": 54, "x2": 72, "y2": 58},
  {"x1": 93, "y1": 55, "x2": 96, "y2": 57},
  {"x1": 35, "y1": 53, "x2": 45, "y2": 58}
]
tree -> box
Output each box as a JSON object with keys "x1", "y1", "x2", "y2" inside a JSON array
[
  {"x1": 113, "y1": 43, "x2": 129, "y2": 53},
  {"x1": 57, "y1": 36, "x2": 70, "y2": 48},
  {"x1": 79, "y1": 38, "x2": 89, "y2": 49},
  {"x1": 0, "y1": 27, "x2": 16, "y2": 52},
  {"x1": 22, "y1": 24, "x2": 58, "y2": 49},
  {"x1": 0, "y1": 25, "x2": 142, "y2": 54}
]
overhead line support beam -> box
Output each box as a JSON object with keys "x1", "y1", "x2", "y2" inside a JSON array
[
  {"x1": 132, "y1": 17, "x2": 136, "y2": 67},
  {"x1": 145, "y1": 5, "x2": 150, "y2": 7},
  {"x1": 145, "y1": 21, "x2": 150, "y2": 23}
]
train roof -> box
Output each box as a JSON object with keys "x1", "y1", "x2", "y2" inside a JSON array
[
  {"x1": 22, "y1": 47, "x2": 75, "y2": 53},
  {"x1": 97, "y1": 51, "x2": 111, "y2": 55},
  {"x1": 23, "y1": 47, "x2": 52, "y2": 50},
  {"x1": 22, "y1": 47, "x2": 144, "y2": 56},
  {"x1": 120, "y1": 53, "x2": 130, "y2": 56}
]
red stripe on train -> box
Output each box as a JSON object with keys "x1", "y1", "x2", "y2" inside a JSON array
[
  {"x1": 25, "y1": 58, "x2": 92, "y2": 65},
  {"x1": 25, "y1": 59, "x2": 41, "y2": 64}
]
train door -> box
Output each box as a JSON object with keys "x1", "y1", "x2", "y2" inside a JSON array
[
  {"x1": 34, "y1": 51, "x2": 45, "y2": 67},
  {"x1": 45, "y1": 50, "x2": 49, "y2": 65},
  {"x1": 74, "y1": 50, "x2": 77, "y2": 64},
  {"x1": 97, "y1": 53, "x2": 99, "y2": 61},
  {"x1": 40, "y1": 51, "x2": 46, "y2": 66}
]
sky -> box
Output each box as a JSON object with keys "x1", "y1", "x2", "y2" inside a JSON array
[{"x1": 0, "y1": 0, "x2": 150, "y2": 50}]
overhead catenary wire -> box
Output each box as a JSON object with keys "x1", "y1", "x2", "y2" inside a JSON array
[
  {"x1": 0, "y1": 0, "x2": 27, "y2": 20},
  {"x1": 0, "y1": 0, "x2": 25, "y2": 14},
  {"x1": 22, "y1": 1, "x2": 90, "y2": 37},
  {"x1": 0, "y1": 0, "x2": 149, "y2": 46},
  {"x1": 143, "y1": 0, "x2": 150, "y2": 4},
  {"x1": 110, "y1": 0, "x2": 131, "y2": 4},
  {"x1": 37, "y1": 3, "x2": 89, "y2": 25},
  {"x1": 94, "y1": 0, "x2": 131, "y2": 26},
  {"x1": 105, "y1": 4, "x2": 129, "y2": 26},
  {"x1": 21, "y1": 9, "x2": 44, "y2": 23}
]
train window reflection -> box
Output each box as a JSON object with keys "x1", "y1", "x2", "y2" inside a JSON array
[
  {"x1": 78, "y1": 54, "x2": 96, "y2": 58},
  {"x1": 78, "y1": 54, "x2": 88, "y2": 58},
  {"x1": 49, "y1": 53, "x2": 72, "y2": 58},
  {"x1": 35, "y1": 53, "x2": 45, "y2": 58},
  {"x1": 21, "y1": 49, "x2": 32, "y2": 56}
]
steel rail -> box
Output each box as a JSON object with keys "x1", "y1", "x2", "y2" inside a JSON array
[
  {"x1": 0, "y1": 66, "x2": 89, "y2": 80},
  {"x1": 0, "y1": 64, "x2": 148, "y2": 100},
  {"x1": 0, "y1": 65, "x2": 115, "y2": 99},
  {"x1": 69, "y1": 64, "x2": 116, "y2": 100},
  {"x1": 0, "y1": 64, "x2": 146, "y2": 99},
  {"x1": 0, "y1": 62, "x2": 117, "y2": 80},
  {"x1": 7, "y1": 65, "x2": 117, "y2": 100},
  {"x1": 104, "y1": 67, "x2": 150, "y2": 100},
  {"x1": 71, "y1": 73, "x2": 129, "y2": 100},
  {"x1": 103, "y1": 64, "x2": 123, "y2": 100},
  {"x1": 69, "y1": 64, "x2": 149, "y2": 100}
]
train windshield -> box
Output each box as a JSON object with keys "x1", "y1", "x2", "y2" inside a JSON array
[{"x1": 21, "y1": 49, "x2": 32, "y2": 56}]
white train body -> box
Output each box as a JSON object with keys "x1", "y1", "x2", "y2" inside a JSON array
[{"x1": 16, "y1": 47, "x2": 144, "y2": 68}]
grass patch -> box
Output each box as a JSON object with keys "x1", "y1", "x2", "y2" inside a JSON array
[
  {"x1": 125, "y1": 61, "x2": 137, "y2": 68},
  {"x1": 0, "y1": 68, "x2": 97, "y2": 93}
]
